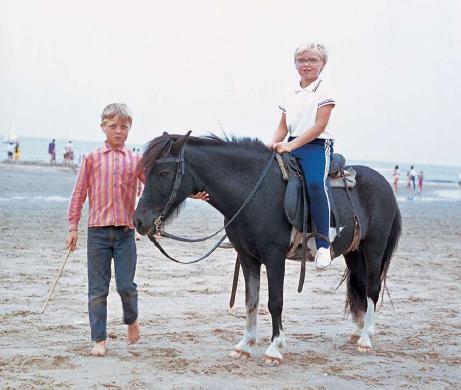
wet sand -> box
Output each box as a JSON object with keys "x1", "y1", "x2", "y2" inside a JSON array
[{"x1": 0, "y1": 162, "x2": 460, "y2": 389}]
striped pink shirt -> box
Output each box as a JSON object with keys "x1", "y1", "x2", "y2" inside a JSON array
[{"x1": 67, "y1": 142, "x2": 143, "y2": 231}]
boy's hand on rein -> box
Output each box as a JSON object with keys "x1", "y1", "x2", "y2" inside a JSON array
[
  {"x1": 189, "y1": 191, "x2": 210, "y2": 201},
  {"x1": 273, "y1": 142, "x2": 293, "y2": 153}
]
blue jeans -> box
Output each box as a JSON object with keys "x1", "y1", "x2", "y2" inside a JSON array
[
  {"x1": 87, "y1": 226, "x2": 138, "y2": 342},
  {"x1": 289, "y1": 137, "x2": 333, "y2": 249}
]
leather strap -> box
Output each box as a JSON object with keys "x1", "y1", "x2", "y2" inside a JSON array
[{"x1": 229, "y1": 255, "x2": 240, "y2": 308}]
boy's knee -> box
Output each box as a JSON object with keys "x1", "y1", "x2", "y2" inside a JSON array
[
  {"x1": 89, "y1": 294, "x2": 108, "y2": 308},
  {"x1": 307, "y1": 180, "x2": 324, "y2": 195},
  {"x1": 117, "y1": 286, "x2": 137, "y2": 299}
]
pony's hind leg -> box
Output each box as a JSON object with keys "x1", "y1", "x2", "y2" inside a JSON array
[
  {"x1": 230, "y1": 256, "x2": 261, "y2": 359},
  {"x1": 344, "y1": 251, "x2": 367, "y2": 344},
  {"x1": 263, "y1": 257, "x2": 286, "y2": 365}
]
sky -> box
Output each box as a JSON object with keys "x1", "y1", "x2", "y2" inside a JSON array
[{"x1": 1, "y1": 0, "x2": 460, "y2": 166}]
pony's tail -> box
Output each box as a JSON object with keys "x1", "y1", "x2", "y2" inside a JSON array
[
  {"x1": 341, "y1": 207, "x2": 402, "y2": 319},
  {"x1": 379, "y1": 207, "x2": 402, "y2": 307}
]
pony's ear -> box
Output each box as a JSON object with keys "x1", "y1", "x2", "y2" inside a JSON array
[
  {"x1": 171, "y1": 131, "x2": 192, "y2": 154},
  {"x1": 163, "y1": 131, "x2": 169, "y2": 136}
]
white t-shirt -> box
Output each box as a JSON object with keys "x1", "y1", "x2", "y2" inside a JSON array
[
  {"x1": 64, "y1": 143, "x2": 73, "y2": 153},
  {"x1": 279, "y1": 78, "x2": 335, "y2": 139}
]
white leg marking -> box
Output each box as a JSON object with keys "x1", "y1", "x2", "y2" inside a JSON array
[
  {"x1": 231, "y1": 304, "x2": 258, "y2": 358},
  {"x1": 357, "y1": 298, "x2": 375, "y2": 351},
  {"x1": 349, "y1": 311, "x2": 364, "y2": 342},
  {"x1": 264, "y1": 331, "x2": 285, "y2": 365},
  {"x1": 349, "y1": 324, "x2": 363, "y2": 343}
]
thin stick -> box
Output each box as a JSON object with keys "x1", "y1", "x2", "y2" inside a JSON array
[{"x1": 40, "y1": 248, "x2": 72, "y2": 314}]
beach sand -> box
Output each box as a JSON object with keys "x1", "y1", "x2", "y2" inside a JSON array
[{"x1": 0, "y1": 162, "x2": 460, "y2": 389}]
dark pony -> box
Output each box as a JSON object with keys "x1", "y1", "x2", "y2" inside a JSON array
[{"x1": 135, "y1": 132, "x2": 401, "y2": 364}]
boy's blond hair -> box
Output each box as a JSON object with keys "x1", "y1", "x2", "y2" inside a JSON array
[
  {"x1": 294, "y1": 42, "x2": 328, "y2": 65},
  {"x1": 101, "y1": 103, "x2": 133, "y2": 126}
]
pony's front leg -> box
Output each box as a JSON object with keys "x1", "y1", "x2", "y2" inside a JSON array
[
  {"x1": 264, "y1": 258, "x2": 286, "y2": 365},
  {"x1": 230, "y1": 257, "x2": 261, "y2": 359},
  {"x1": 349, "y1": 312, "x2": 364, "y2": 344},
  {"x1": 357, "y1": 297, "x2": 376, "y2": 352}
]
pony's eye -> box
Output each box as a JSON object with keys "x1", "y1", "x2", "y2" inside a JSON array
[{"x1": 159, "y1": 170, "x2": 169, "y2": 177}]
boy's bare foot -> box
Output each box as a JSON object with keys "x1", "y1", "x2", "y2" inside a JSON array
[
  {"x1": 128, "y1": 320, "x2": 140, "y2": 344},
  {"x1": 91, "y1": 340, "x2": 106, "y2": 356}
]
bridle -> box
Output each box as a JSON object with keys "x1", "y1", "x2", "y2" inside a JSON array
[
  {"x1": 148, "y1": 146, "x2": 186, "y2": 236},
  {"x1": 145, "y1": 136, "x2": 276, "y2": 264}
]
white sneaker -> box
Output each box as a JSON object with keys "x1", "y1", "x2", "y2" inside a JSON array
[{"x1": 315, "y1": 247, "x2": 332, "y2": 270}]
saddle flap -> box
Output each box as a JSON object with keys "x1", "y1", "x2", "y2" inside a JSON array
[{"x1": 284, "y1": 172, "x2": 305, "y2": 232}]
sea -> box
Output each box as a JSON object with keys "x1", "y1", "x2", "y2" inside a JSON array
[{"x1": 1, "y1": 136, "x2": 461, "y2": 205}]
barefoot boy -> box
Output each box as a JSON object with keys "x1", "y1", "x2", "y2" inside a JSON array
[{"x1": 66, "y1": 103, "x2": 142, "y2": 356}]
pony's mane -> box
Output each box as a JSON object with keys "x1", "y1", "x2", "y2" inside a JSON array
[{"x1": 142, "y1": 133, "x2": 269, "y2": 174}]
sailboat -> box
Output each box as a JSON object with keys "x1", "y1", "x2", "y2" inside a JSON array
[{"x1": 3, "y1": 123, "x2": 17, "y2": 144}]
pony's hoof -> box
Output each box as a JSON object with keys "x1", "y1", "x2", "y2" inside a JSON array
[
  {"x1": 264, "y1": 355, "x2": 282, "y2": 366},
  {"x1": 357, "y1": 345, "x2": 371, "y2": 353},
  {"x1": 230, "y1": 349, "x2": 250, "y2": 359},
  {"x1": 349, "y1": 335, "x2": 360, "y2": 344},
  {"x1": 357, "y1": 335, "x2": 372, "y2": 353}
]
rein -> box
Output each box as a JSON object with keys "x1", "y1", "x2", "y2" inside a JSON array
[{"x1": 147, "y1": 148, "x2": 277, "y2": 264}]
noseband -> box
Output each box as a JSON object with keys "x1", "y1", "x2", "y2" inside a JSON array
[{"x1": 149, "y1": 146, "x2": 185, "y2": 235}]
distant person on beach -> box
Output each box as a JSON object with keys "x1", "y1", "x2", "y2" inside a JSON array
[
  {"x1": 63, "y1": 140, "x2": 74, "y2": 164},
  {"x1": 459, "y1": 173, "x2": 461, "y2": 187},
  {"x1": 408, "y1": 165, "x2": 417, "y2": 190},
  {"x1": 7, "y1": 142, "x2": 14, "y2": 160},
  {"x1": 417, "y1": 171, "x2": 424, "y2": 196},
  {"x1": 268, "y1": 42, "x2": 335, "y2": 270},
  {"x1": 13, "y1": 142, "x2": 20, "y2": 161},
  {"x1": 48, "y1": 139, "x2": 56, "y2": 164},
  {"x1": 393, "y1": 165, "x2": 400, "y2": 192}
]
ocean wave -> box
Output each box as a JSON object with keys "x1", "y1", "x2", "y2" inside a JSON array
[
  {"x1": 2, "y1": 195, "x2": 70, "y2": 202},
  {"x1": 433, "y1": 190, "x2": 461, "y2": 200},
  {"x1": 396, "y1": 194, "x2": 461, "y2": 202}
]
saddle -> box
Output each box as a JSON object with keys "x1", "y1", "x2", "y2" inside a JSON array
[{"x1": 276, "y1": 153, "x2": 361, "y2": 263}]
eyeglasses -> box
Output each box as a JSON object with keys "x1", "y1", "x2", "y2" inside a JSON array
[{"x1": 295, "y1": 58, "x2": 322, "y2": 66}]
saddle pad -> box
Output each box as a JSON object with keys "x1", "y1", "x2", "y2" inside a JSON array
[{"x1": 329, "y1": 168, "x2": 356, "y2": 188}]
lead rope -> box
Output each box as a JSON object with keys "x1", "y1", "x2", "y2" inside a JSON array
[{"x1": 147, "y1": 152, "x2": 276, "y2": 264}]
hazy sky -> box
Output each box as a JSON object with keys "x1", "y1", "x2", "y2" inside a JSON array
[{"x1": 1, "y1": 0, "x2": 460, "y2": 166}]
